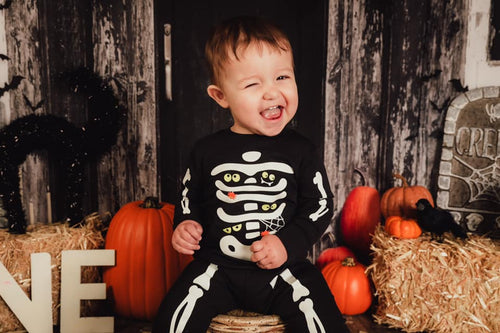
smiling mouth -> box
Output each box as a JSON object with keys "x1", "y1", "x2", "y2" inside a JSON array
[{"x1": 261, "y1": 106, "x2": 283, "y2": 120}]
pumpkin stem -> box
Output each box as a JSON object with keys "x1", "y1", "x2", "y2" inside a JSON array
[
  {"x1": 392, "y1": 173, "x2": 409, "y2": 187},
  {"x1": 140, "y1": 196, "x2": 163, "y2": 209},
  {"x1": 342, "y1": 257, "x2": 357, "y2": 267},
  {"x1": 353, "y1": 168, "x2": 367, "y2": 186}
]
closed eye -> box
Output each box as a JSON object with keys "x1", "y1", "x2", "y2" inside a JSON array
[{"x1": 244, "y1": 82, "x2": 258, "y2": 88}]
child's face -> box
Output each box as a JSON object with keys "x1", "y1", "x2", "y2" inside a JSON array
[{"x1": 207, "y1": 43, "x2": 298, "y2": 136}]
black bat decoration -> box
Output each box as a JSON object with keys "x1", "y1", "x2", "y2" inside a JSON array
[
  {"x1": 428, "y1": 97, "x2": 451, "y2": 139},
  {"x1": 420, "y1": 69, "x2": 442, "y2": 82},
  {"x1": 0, "y1": 54, "x2": 9, "y2": 61},
  {"x1": 449, "y1": 79, "x2": 468, "y2": 92},
  {"x1": 0, "y1": 75, "x2": 24, "y2": 98},
  {"x1": 23, "y1": 95, "x2": 45, "y2": 112},
  {"x1": 0, "y1": 0, "x2": 12, "y2": 10}
]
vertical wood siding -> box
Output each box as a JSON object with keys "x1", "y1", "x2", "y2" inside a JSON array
[
  {"x1": 324, "y1": 0, "x2": 468, "y2": 238},
  {"x1": 6, "y1": 0, "x2": 49, "y2": 224},
  {"x1": 2, "y1": 1, "x2": 476, "y2": 255},
  {"x1": 3, "y1": 0, "x2": 157, "y2": 223},
  {"x1": 92, "y1": 0, "x2": 158, "y2": 214}
]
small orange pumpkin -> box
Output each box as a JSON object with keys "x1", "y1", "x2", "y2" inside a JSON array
[
  {"x1": 321, "y1": 257, "x2": 372, "y2": 315},
  {"x1": 385, "y1": 216, "x2": 422, "y2": 239},
  {"x1": 380, "y1": 174, "x2": 434, "y2": 219},
  {"x1": 103, "y1": 197, "x2": 192, "y2": 320}
]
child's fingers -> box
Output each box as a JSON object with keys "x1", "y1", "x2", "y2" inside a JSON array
[
  {"x1": 250, "y1": 240, "x2": 263, "y2": 252},
  {"x1": 182, "y1": 221, "x2": 203, "y2": 240},
  {"x1": 250, "y1": 241, "x2": 265, "y2": 263},
  {"x1": 173, "y1": 236, "x2": 200, "y2": 255},
  {"x1": 187, "y1": 223, "x2": 203, "y2": 240}
]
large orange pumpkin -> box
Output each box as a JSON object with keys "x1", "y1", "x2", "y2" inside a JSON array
[
  {"x1": 103, "y1": 197, "x2": 192, "y2": 320},
  {"x1": 385, "y1": 215, "x2": 422, "y2": 239},
  {"x1": 340, "y1": 186, "x2": 381, "y2": 257},
  {"x1": 380, "y1": 174, "x2": 434, "y2": 219},
  {"x1": 321, "y1": 257, "x2": 372, "y2": 315}
]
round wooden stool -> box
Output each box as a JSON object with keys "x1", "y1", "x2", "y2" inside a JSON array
[{"x1": 207, "y1": 309, "x2": 286, "y2": 332}]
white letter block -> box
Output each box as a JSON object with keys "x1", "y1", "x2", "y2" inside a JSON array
[
  {"x1": 0, "y1": 252, "x2": 52, "y2": 333},
  {"x1": 60, "y1": 250, "x2": 115, "y2": 333}
]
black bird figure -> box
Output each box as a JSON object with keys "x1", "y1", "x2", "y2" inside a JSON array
[{"x1": 416, "y1": 199, "x2": 468, "y2": 241}]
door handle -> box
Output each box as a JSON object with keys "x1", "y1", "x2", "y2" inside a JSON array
[{"x1": 164, "y1": 23, "x2": 172, "y2": 101}]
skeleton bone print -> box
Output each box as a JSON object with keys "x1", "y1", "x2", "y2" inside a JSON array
[{"x1": 206, "y1": 150, "x2": 328, "y2": 261}]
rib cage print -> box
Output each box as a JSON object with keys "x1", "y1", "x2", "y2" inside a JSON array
[{"x1": 211, "y1": 151, "x2": 293, "y2": 261}]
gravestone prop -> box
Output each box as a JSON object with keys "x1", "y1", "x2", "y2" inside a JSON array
[{"x1": 437, "y1": 86, "x2": 500, "y2": 238}]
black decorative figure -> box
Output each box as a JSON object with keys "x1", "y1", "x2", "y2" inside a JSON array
[{"x1": 0, "y1": 68, "x2": 126, "y2": 233}]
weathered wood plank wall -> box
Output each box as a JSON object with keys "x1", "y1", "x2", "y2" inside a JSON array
[
  {"x1": 2, "y1": 0, "x2": 473, "y2": 249},
  {"x1": 3, "y1": 0, "x2": 158, "y2": 224},
  {"x1": 92, "y1": 0, "x2": 159, "y2": 214},
  {"x1": 6, "y1": 0, "x2": 51, "y2": 224},
  {"x1": 324, "y1": 0, "x2": 468, "y2": 231}
]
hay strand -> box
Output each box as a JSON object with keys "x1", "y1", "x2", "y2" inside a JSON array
[
  {"x1": 0, "y1": 214, "x2": 106, "y2": 332},
  {"x1": 367, "y1": 225, "x2": 500, "y2": 333}
]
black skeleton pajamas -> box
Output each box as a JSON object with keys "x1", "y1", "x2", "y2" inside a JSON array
[{"x1": 153, "y1": 129, "x2": 348, "y2": 332}]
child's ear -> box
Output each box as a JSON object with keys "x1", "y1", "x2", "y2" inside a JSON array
[{"x1": 207, "y1": 85, "x2": 229, "y2": 108}]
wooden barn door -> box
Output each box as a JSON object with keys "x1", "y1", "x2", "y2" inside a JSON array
[{"x1": 155, "y1": 0, "x2": 329, "y2": 203}]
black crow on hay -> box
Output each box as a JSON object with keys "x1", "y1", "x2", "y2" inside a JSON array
[{"x1": 416, "y1": 199, "x2": 468, "y2": 241}]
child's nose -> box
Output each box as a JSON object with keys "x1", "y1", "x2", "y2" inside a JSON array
[{"x1": 262, "y1": 84, "x2": 280, "y2": 100}]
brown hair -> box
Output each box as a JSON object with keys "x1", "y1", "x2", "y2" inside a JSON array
[{"x1": 205, "y1": 16, "x2": 292, "y2": 85}]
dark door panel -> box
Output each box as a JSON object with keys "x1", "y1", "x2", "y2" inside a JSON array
[{"x1": 156, "y1": 0, "x2": 328, "y2": 202}]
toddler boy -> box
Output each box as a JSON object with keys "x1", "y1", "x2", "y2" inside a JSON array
[{"x1": 153, "y1": 16, "x2": 348, "y2": 333}]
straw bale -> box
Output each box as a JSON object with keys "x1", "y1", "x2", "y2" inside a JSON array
[
  {"x1": 367, "y1": 225, "x2": 499, "y2": 333},
  {"x1": 0, "y1": 213, "x2": 107, "y2": 332}
]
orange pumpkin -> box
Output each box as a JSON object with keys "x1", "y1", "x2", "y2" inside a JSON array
[
  {"x1": 315, "y1": 246, "x2": 355, "y2": 271},
  {"x1": 340, "y1": 186, "x2": 381, "y2": 257},
  {"x1": 380, "y1": 174, "x2": 434, "y2": 219},
  {"x1": 321, "y1": 257, "x2": 372, "y2": 315},
  {"x1": 103, "y1": 197, "x2": 192, "y2": 320},
  {"x1": 385, "y1": 216, "x2": 422, "y2": 239}
]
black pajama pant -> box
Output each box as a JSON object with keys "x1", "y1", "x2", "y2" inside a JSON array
[{"x1": 152, "y1": 259, "x2": 348, "y2": 333}]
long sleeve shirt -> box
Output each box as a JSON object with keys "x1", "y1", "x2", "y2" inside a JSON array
[{"x1": 174, "y1": 128, "x2": 333, "y2": 269}]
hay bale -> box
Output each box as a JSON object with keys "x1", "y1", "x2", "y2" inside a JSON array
[
  {"x1": 0, "y1": 213, "x2": 106, "y2": 332},
  {"x1": 208, "y1": 309, "x2": 286, "y2": 332},
  {"x1": 368, "y1": 225, "x2": 500, "y2": 333}
]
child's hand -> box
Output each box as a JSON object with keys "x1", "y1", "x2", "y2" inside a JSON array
[
  {"x1": 172, "y1": 220, "x2": 203, "y2": 255},
  {"x1": 250, "y1": 234, "x2": 287, "y2": 269}
]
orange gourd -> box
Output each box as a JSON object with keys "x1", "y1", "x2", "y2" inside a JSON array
[
  {"x1": 322, "y1": 257, "x2": 372, "y2": 315},
  {"x1": 315, "y1": 246, "x2": 355, "y2": 271},
  {"x1": 340, "y1": 186, "x2": 381, "y2": 257},
  {"x1": 103, "y1": 197, "x2": 192, "y2": 320},
  {"x1": 385, "y1": 216, "x2": 422, "y2": 239},
  {"x1": 380, "y1": 174, "x2": 434, "y2": 219}
]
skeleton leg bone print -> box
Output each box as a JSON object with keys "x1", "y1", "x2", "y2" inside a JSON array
[
  {"x1": 169, "y1": 263, "x2": 218, "y2": 333},
  {"x1": 271, "y1": 268, "x2": 326, "y2": 333}
]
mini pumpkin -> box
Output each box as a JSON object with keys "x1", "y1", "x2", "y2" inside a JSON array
[
  {"x1": 385, "y1": 215, "x2": 422, "y2": 239},
  {"x1": 321, "y1": 257, "x2": 372, "y2": 315},
  {"x1": 103, "y1": 197, "x2": 192, "y2": 320},
  {"x1": 380, "y1": 173, "x2": 434, "y2": 219}
]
